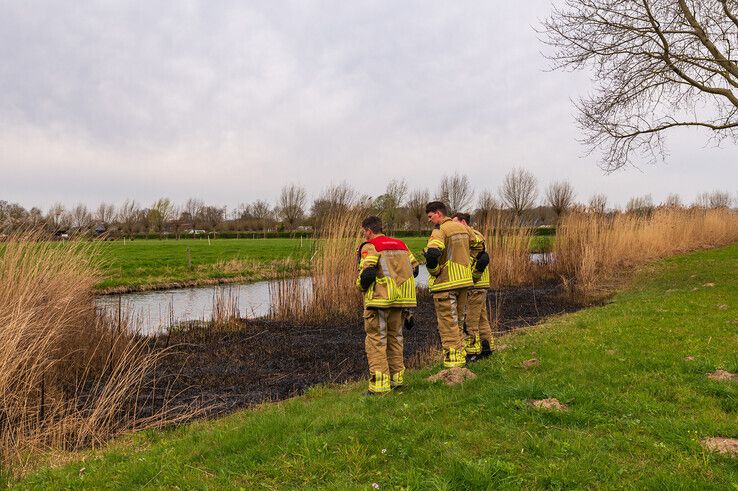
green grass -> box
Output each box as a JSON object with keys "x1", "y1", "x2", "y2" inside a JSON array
[
  {"x1": 93, "y1": 236, "x2": 549, "y2": 291},
  {"x1": 13, "y1": 244, "x2": 737, "y2": 489},
  {"x1": 94, "y1": 238, "x2": 316, "y2": 290}
]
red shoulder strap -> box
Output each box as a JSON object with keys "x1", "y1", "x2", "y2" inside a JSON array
[{"x1": 369, "y1": 235, "x2": 408, "y2": 252}]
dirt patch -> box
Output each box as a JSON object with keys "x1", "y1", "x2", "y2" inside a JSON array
[
  {"x1": 427, "y1": 368, "x2": 477, "y2": 385},
  {"x1": 521, "y1": 358, "x2": 540, "y2": 369},
  {"x1": 493, "y1": 344, "x2": 510, "y2": 352},
  {"x1": 685, "y1": 356, "x2": 695, "y2": 362},
  {"x1": 708, "y1": 369, "x2": 737, "y2": 381},
  {"x1": 531, "y1": 398, "x2": 568, "y2": 411},
  {"x1": 703, "y1": 282, "x2": 715, "y2": 287},
  {"x1": 701, "y1": 437, "x2": 738, "y2": 457},
  {"x1": 717, "y1": 304, "x2": 728, "y2": 310}
]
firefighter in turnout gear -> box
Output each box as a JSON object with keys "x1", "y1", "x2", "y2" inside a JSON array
[
  {"x1": 356, "y1": 216, "x2": 419, "y2": 394},
  {"x1": 424, "y1": 202, "x2": 483, "y2": 368},
  {"x1": 453, "y1": 212, "x2": 494, "y2": 361}
]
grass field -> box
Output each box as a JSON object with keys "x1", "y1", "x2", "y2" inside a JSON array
[
  {"x1": 13, "y1": 244, "x2": 737, "y2": 489},
  {"x1": 94, "y1": 236, "x2": 552, "y2": 291}
]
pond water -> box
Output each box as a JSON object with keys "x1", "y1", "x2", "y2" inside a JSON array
[{"x1": 97, "y1": 253, "x2": 549, "y2": 334}]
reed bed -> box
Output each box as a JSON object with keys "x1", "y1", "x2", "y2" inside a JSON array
[
  {"x1": 0, "y1": 235, "x2": 192, "y2": 474},
  {"x1": 553, "y1": 207, "x2": 738, "y2": 301},
  {"x1": 270, "y1": 210, "x2": 363, "y2": 323},
  {"x1": 482, "y1": 213, "x2": 545, "y2": 289}
]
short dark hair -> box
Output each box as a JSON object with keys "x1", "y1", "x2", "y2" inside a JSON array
[
  {"x1": 361, "y1": 215, "x2": 383, "y2": 233},
  {"x1": 425, "y1": 201, "x2": 447, "y2": 214},
  {"x1": 453, "y1": 212, "x2": 471, "y2": 225}
]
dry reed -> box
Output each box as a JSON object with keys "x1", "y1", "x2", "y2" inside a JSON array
[
  {"x1": 482, "y1": 212, "x2": 545, "y2": 289},
  {"x1": 270, "y1": 210, "x2": 363, "y2": 323},
  {"x1": 0, "y1": 235, "x2": 193, "y2": 474},
  {"x1": 553, "y1": 207, "x2": 738, "y2": 301}
]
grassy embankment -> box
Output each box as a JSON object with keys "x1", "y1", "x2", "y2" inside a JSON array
[
  {"x1": 15, "y1": 244, "x2": 737, "y2": 489},
  {"x1": 95, "y1": 236, "x2": 554, "y2": 292}
]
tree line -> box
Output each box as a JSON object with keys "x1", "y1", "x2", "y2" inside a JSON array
[{"x1": 1, "y1": 169, "x2": 735, "y2": 237}]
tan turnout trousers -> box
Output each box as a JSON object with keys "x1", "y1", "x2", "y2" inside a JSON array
[
  {"x1": 363, "y1": 307, "x2": 405, "y2": 393},
  {"x1": 432, "y1": 288, "x2": 468, "y2": 367},
  {"x1": 464, "y1": 288, "x2": 494, "y2": 353}
]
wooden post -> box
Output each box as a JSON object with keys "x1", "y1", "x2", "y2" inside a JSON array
[{"x1": 187, "y1": 246, "x2": 193, "y2": 270}]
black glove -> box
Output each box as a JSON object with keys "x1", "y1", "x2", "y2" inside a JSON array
[
  {"x1": 359, "y1": 266, "x2": 377, "y2": 290},
  {"x1": 403, "y1": 310, "x2": 415, "y2": 331},
  {"x1": 474, "y1": 251, "x2": 489, "y2": 272},
  {"x1": 424, "y1": 248, "x2": 442, "y2": 269},
  {"x1": 413, "y1": 265, "x2": 419, "y2": 278}
]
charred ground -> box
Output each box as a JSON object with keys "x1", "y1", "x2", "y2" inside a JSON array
[{"x1": 147, "y1": 281, "x2": 582, "y2": 416}]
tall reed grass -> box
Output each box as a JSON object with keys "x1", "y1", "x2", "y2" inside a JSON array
[
  {"x1": 270, "y1": 210, "x2": 363, "y2": 323},
  {"x1": 0, "y1": 235, "x2": 191, "y2": 474},
  {"x1": 481, "y1": 212, "x2": 546, "y2": 289},
  {"x1": 553, "y1": 208, "x2": 738, "y2": 301}
]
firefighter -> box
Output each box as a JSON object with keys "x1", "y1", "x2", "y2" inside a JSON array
[
  {"x1": 452, "y1": 212, "x2": 494, "y2": 361},
  {"x1": 423, "y1": 201, "x2": 484, "y2": 368},
  {"x1": 356, "y1": 216, "x2": 419, "y2": 394}
]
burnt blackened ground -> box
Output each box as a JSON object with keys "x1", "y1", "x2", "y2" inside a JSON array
[{"x1": 151, "y1": 282, "x2": 582, "y2": 416}]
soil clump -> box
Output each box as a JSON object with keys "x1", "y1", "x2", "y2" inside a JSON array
[
  {"x1": 701, "y1": 437, "x2": 738, "y2": 457},
  {"x1": 707, "y1": 369, "x2": 737, "y2": 381},
  {"x1": 531, "y1": 398, "x2": 568, "y2": 411},
  {"x1": 427, "y1": 368, "x2": 477, "y2": 385}
]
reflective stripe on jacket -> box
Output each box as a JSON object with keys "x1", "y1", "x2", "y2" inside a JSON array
[{"x1": 357, "y1": 235, "x2": 418, "y2": 308}]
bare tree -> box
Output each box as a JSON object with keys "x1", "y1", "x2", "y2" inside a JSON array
[
  {"x1": 71, "y1": 204, "x2": 92, "y2": 231},
  {"x1": 626, "y1": 194, "x2": 655, "y2": 216},
  {"x1": 251, "y1": 200, "x2": 272, "y2": 234},
  {"x1": 475, "y1": 190, "x2": 501, "y2": 226},
  {"x1": 95, "y1": 203, "x2": 116, "y2": 224},
  {"x1": 696, "y1": 189, "x2": 732, "y2": 208},
  {"x1": 278, "y1": 184, "x2": 307, "y2": 231},
  {"x1": 545, "y1": 181, "x2": 576, "y2": 218},
  {"x1": 437, "y1": 173, "x2": 474, "y2": 214},
  {"x1": 117, "y1": 200, "x2": 140, "y2": 235},
  {"x1": 46, "y1": 203, "x2": 68, "y2": 231},
  {"x1": 588, "y1": 194, "x2": 608, "y2": 214},
  {"x1": 406, "y1": 188, "x2": 430, "y2": 232},
  {"x1": 182, "y1": 198, "x2": 204, "y2": 229},
  {"x1": 499, "y1": 168, "x2": 538, "y2": 220},
  {"x1": 377, "y1": 179, "x2": 408, "y2": 232},
  {"x1": 310, "y1": 182, "x2": 357, "y2": 230},
  {"x1": 664, "y1": 193, "x2": 682, "y2": 208},
  {"x1": 541, "y1": 1, "x2": 738, "y2": 171}
]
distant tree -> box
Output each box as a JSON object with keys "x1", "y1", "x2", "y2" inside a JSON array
[
  {"x1": 475, "y1": 191, "x2": 502, "y2": 226},
  {"x1": 626, "y1": 194, "x2": 655, "y2": 216},
  {"x1": 377, "y1": 179, "x2": 408, "y2": 232},
  {"x1": 499, "y1": 168, "x2": 538, "y2": 220},
  {"x1": 28, "y1": 207, "x2": 43, "y2": 229},
  {"x1": 117, "y1": 200, "x2": 140, "y2": 235},
  {"x1": 95, "y1": 202, "x2": 116, "y2": 225},
  {"x1": 588, "y1": 194, "x2": 608, "y2": 214},
  {"x1": 251, "y1": 200, "x2": 272, "y2": 234},
  {"x1": 438, "y1": 173, "x2": 474, "y2": 215},
  {"x1": 406, "y1": 188, "x2": 430, "y2": 232},
  {"x1": 183, "y1": 198, "x2": 204, "y2": 229},
  {"x1": 148, "y1": 198, "x2": 175, "y2": 233},
  {"x1": 545, "y1": 181, "x2": 576, "y2": 219},
  {"x1": 696, "y1": 190, "x2": 732, "y2": 208},
  {"x1": 541, "y1": 0, "x2": 738, "y2": 171},
  {"x1": 664, "y1": 194, "x2": 682, "y2": 208},
  {"x1": 278, "y1": 184, "x2": 307, "y2": 232},
  {"x1": 310, "y1": 183, "x2": 355, "y2": 230},
  {"x1": 71, "y1": 204, "x2": 92, "y2": 231},
  {"x1": 46, "y1": 203, "x2": 68, "y2": 232},
  {"x1": 199, "y1": 205, "x2": 225, "y2": 232}
]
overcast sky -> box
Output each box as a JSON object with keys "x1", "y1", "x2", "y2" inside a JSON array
[{"x1": 1, "y1": 1, "x2": 735, "y2": 212}]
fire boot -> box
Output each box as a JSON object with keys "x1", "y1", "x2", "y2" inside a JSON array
[{"x1": 477, "y1": 339, "x2": 494, "y2": 359}]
